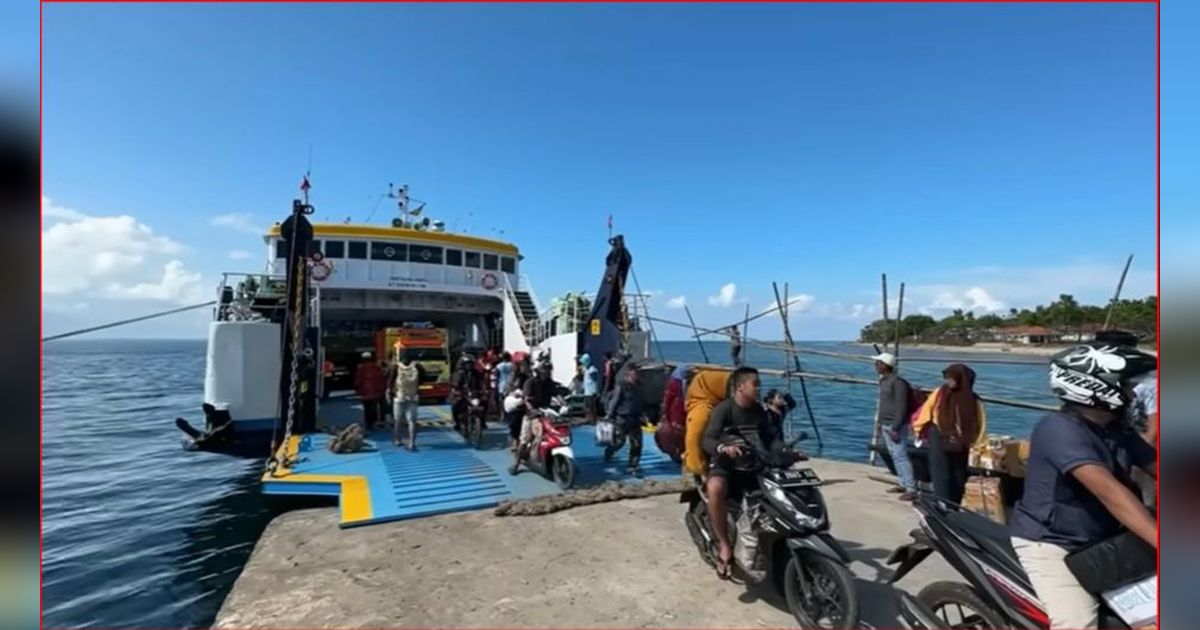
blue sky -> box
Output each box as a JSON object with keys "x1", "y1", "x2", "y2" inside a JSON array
[{"x1": 40, "y1": 2, "x2": 1160, "y2": 340}]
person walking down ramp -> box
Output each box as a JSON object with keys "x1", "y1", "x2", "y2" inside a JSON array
[
  {"x1": 604, "y1": 368, "x2": 645, "y2": 475},
  {"x1": 392, "y1": 354, "x2": 423, "y2": 450}
]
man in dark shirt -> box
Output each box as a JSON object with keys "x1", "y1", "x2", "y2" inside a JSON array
[
  {"x1": 873, "y1": 352, "x2": 915, "y2": 500},
  {"x1": 603, "y1": 367, "x2": 645, "y2": 474},
  {"x1": 702, "y1": 366, "x2": 782, "y2": 579},
  {"x1": 509, "y1": 364, "x2": 558, "y2": 475},
  {"x1": 1009, "y1": 343, "x2": 1158, "y2": 629}
]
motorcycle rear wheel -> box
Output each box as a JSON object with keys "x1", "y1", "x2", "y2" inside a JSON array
[
  {"x1": 916, "y1": 581, "x2": 1007, "y2": 629},
  {"x1": 552, "y1": 454, "x2": 575, "y2": 489},
  {"x1": 784, "y1": 551, "x2": 859, "y2": 629}
]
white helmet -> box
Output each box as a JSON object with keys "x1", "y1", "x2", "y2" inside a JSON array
[{"x1": 1048, "y1": 343, "x2": 1156, "y2": 411}]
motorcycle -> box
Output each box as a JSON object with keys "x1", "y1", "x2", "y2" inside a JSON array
[
  {"x1": 515, "y1": 402, "x2": 577, "y2": 489},
  {"x1": 886, "y1": 492, "x2": 1156, "y2": 629},
  {"x1": 463, "y1": 393, "x2": 487, "y2": 449},
  {"x1": 680, "y1": 433, "x2": 860, "y2": 629}
]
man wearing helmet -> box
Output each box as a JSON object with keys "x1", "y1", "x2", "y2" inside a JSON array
[
  {"x1": 450, "y1": 355, "x2": 479, "y2": 433},
  {"x1": 1009, "y1": 343, "x2": 1158, "y2": 629}
]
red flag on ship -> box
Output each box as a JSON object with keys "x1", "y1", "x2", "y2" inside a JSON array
[{"x1": 300, "y1": 175, "x2": 311, "y2": 192}]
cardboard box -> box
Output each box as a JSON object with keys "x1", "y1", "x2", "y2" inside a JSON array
[
  {"x1": 969, "y1": 435, "x2": 1030, "y2": 479},
  {"x1": 1004, "y1": 439, "x2": 1030, "y2": 478},
  {"x1": 962, "y1": 475, "x2": 1007, "y2": 524}
]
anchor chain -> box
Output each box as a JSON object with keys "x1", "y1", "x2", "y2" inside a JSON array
[{"x1": 267, "y1": 253, "x2": 309, "y2": 476}]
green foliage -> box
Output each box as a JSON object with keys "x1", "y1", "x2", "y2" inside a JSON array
[{"x1": 858, "y1": 295, "x2": 1157, "y2": 345}]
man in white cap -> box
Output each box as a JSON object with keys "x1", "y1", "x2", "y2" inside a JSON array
[{"x1": 874, "y1": 352, "x2": 915, "y2": 500}]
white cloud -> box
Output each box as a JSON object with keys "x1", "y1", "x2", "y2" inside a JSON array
[
  {"x1": 666, "y1": 296, "x2": 687, "y2": 309},
  {"x1": 757, "y1": 293, "x2": 815, "y2": 318},
  {"x1": 42, "y1": 196, "x2": 206, "y2": 305},
  {"x1": 924, "y1": 286, "x2": 1007, "y2": 314},
  {"x1": 210, "y1": 212, "x2": 264, "y2": 235},
  {"x1": 42, "y1": 195, "x2": 89, "y2": 222},
  {"x1": 229, "y1": 250, "x2": 253, "y2": 260},
  {"x1": 707, "y1": 283, "x2": 747, "y2": 308},
  {"x1": 815, "y1": 302, "x2": 878, "y2": 321},
  {"x1": 105, "y1": 261, "x2": 207, "y2": 303}
]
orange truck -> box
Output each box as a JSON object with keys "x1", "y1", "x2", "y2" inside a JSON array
[{"x1": 375, "y1": 325, "x2": 451, "y2": 402}]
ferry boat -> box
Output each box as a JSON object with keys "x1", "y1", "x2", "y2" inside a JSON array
[{"x1": 175, "y1": 184, "x2": 652, "y2": 456}]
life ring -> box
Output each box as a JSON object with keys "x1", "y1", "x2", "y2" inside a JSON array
[
  {"x1": 481, "y1": 273, "x2": 499, "y2": 290},
  {"x1": 310, "y1": 259, "x2": 333, "y2": 282}
]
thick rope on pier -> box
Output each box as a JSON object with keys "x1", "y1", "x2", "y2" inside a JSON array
[{"x1": 493, "y1": 477, "x2": 696, "y2": 517}]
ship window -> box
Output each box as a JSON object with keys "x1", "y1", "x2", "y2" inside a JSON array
[
  {"x1": 348, "y1": 241, "x2": 367, "y2": 259},
  {"x1": 371, "y1": 241, "x2": 406, "y2": 261},
  {"x1": 483, "y1": 253, "x2": 499, "y2": 271},
  {"x1": 464, "y1": 251, "x2": 481, "y2": 268},
  {"x1": 500, "y1": 256, "x2": 516, "y2": 274},
  {"x1": 309, "y1": 240, "x2": 322, "y2": 257},
  {"x1": 274, "y1": 240, "x2": 289, "y2": 259},
  {"x1": 324, "y1": 240, "x2": 345, "y2": 258},
  {"x1": 409, "y1": 244, "x2": 443, "y2": 264},
  {"x1": 445, "y1": 249, "x2": 463, "y2": 266}
]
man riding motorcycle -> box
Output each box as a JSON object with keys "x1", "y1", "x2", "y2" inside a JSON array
[
  {"x1": 508, "y1": 362, "x2": 557, "y2": 475},
  {"x1": 450, "y1": 354, "x2": 482, "y2": 433},
  {"x1": 701, "y1": 366, "x2": 795, "y2": 579},
  {"x1": 1009, "y1": 342, "x2": 1158, "y2": 629}
]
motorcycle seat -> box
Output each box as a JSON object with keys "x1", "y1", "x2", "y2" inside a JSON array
[{"x1": 945, "y1": 509, "x2": 1029, "y2": 584}]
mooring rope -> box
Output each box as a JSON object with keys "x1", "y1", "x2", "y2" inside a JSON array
[{"x1": 41, "y1": 301, "x2": 217, "y2": 342}]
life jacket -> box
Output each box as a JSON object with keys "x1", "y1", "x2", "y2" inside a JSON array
[{"x1": 683, "y1": 368, "x2": 731, "y2": 477}]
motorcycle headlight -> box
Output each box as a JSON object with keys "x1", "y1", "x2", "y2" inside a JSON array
[{"x1": 761, "y1": 478, "x2": 822, "y2": 530}]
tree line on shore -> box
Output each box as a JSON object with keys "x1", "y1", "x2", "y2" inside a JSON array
[{"x1": 858, "y1": 294, "x2": 1157, "y2": 345}]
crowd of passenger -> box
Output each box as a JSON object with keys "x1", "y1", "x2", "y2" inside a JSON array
[{"x1": 344, "y1": 329, "x2": 1158, "y2": 630}]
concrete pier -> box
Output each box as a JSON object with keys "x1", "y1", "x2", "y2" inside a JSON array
[{"x1": 215, "y1": 458, "x2": 956, "y2": 628}]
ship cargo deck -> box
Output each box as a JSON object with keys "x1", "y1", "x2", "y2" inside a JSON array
[{"x1": 262, "y1": 397, "x2": 681, "y2": 527}]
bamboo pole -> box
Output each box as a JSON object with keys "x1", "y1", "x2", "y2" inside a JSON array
[
  {"x1": 1103, "y1": 254, "x2": 1134, "y2": 331},
  {"x1": 683, "y1": 363, "x2": 1057, "y2": 413},
  {"x1": 873, "y1": 272, "x2": 892, "y2": 463},
  {"x1": 644, "y1": 315, "x2": 1051, "y2": 399},
  {"x1": 772, "y1": 281, "x2": 823, "y2": 449},
  {"x1": 682, "y1": 305, "x2": 710, "y2": 363}
]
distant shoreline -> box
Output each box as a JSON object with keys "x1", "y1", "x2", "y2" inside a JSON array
[
  {"x1": 861, "y1": 341, "x2": 1063, "y2": 357},
  {"x1": 847, "y1": 341, "x2": 1155, "y2": 358}
]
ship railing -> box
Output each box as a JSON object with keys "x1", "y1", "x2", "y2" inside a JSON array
[
  {"x1": 527, "y1": 291, "x2": 652, "y2": 347},
  {"x1": 215, "y1": 271, "x2": 289, "y2": 322}
]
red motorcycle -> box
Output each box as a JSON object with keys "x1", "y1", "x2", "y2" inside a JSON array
[{"x1": 516, "y1": 403, "x2": 577, "y2": 489}]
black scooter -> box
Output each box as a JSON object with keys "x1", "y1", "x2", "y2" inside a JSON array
[
  {"x1": 680, "y1": 433, "x2": 860, "y2": 629},
  {"x1": 887, "y1": 493, "x2": 1155, "y2": 629}
]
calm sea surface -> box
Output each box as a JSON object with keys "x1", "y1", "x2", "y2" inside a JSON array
[{"x1": 42, "y1": 338, "x2": 1054, "y2": 628}]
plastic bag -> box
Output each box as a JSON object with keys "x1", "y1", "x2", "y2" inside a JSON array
[
  {"x1": 595, "y1": 419, "x2": 615, "y2": 446},
  {"x1": 733, "y1": 500, "x2": 767, "y2": 583}
]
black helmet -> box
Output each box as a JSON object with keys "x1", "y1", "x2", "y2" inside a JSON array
[{"x1": 1049, "y1": 343, "x2": 1156, "y2": 411}]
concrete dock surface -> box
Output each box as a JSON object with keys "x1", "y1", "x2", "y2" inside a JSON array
[{"x1": 215, "y1": 458, "x2": 956, "y2": 628}]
